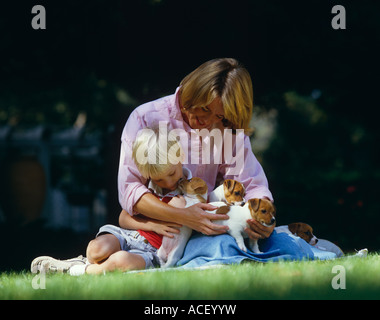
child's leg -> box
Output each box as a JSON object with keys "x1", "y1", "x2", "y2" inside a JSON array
[
  {"x1": 85, "y1": 251, "x2": 146, "y2": 274},
  {"x1": 70, "y1": 228, "x2": 157, "y2": 275},
  {"x1": 86, "y1": 233, "x2": 121, "y2": 264}
]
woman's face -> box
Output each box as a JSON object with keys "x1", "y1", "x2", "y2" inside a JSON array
[{"x1": 181, "y1": 97, "x2": 225, "y2": 130}]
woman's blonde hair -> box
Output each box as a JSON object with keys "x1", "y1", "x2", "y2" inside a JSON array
[
  {"x1": 132, "y1": 128, "x2": 183, "y2": 179},
  {"x1": 179, "y1": 58, "x2": 254, "y2": 135}
]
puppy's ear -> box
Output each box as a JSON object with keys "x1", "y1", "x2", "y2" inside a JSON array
[
  {"x1": 190, "y1": 179, "x2": 201, "y2": 189},
  {"x1": 271, "y1": 203, "x2": 276, "y2": 217},
  {"x1": 196, "y1": 195, "x2": 207, "y2": 203},
  {"x1": 288, "y1": 223, "x2": 300, "y2": 234},
  {"x1": 215, "y1": 206, "x2": 230, "y2": 214},
  {"x1": 190, "y1": 178, "x2": 208, "y2": 194},
  {"x1": 240, "y1": 182, "x2": 246, "y2": 197},
  {"x1": 194, "y1": 185, "x2": 208, "y2": 194},
  {"x1": 248, "y1": 198, "x2": 261, "y2": 211},
  {"x1": 189, "y1": 177, "x2": 202, "y2": 189},
  {"x1": 224, "y1": 179, "x2": 236, "y2": 193}
]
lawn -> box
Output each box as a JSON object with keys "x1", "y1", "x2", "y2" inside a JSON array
[{"x1": 1, "y1": 253, "x2": 379, "y2": 300}]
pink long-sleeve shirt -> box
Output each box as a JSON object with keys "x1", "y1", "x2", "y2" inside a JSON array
[{"x1": 118, "y1": 87, "x2": 273, "y2": 216}]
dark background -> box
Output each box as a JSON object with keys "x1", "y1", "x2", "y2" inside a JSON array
[{"x1": 0, "y1": 0, "x2": 379, "y2": 271}]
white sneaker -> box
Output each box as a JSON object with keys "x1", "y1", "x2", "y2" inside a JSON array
[
  {"x1": 355, "y1": 248, "x2": 368, "y2": 258},
  {"x1": 68, "y1": 264, "x2": 88, "y2": 276},
  {"x1": 31, "y1": 255, "x2": 87, "y2": 273}
]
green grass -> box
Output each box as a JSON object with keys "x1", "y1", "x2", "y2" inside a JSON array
[{"x1": 1, "y1": 254, "x2": 380, "y2": 300}]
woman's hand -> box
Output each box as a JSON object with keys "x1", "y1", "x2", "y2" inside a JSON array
[
  {"x1": 245, "y1": 219, "x2": 275, "y2": 241},
  {"x1": 181, "y1": 203, "x2": 229, "y2": 235},
  {"x1": 133, "y1": 193, "x2": 228, "y2": 236}
]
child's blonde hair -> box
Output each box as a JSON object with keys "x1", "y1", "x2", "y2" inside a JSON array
[
  {"x1": 132, "y1": 128, "x2": 183, "y2": 179},
  {"x1": 179, "y1": 58, "x2": 254, "y2": 135}
]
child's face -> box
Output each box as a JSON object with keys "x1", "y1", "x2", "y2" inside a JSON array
[{"x1": 150, "y1": 164, "x2": 184, "y2": 192}]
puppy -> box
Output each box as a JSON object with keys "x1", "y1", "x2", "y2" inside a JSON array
[
  {"x1": 211, "y1": 198, "x2": 276, "y2": 253},
  {"x1": 157, "y1": 177, "x2": 208, "y2": 268},
  {"x1": 275, "y1": 222, "x2": 318, "y2": 245},
  {"x1": 178, "y1": 177, "x2": 208, "y2": 204},
  {"x1": 208, "y1": 179, "x2": 246, "y2": 206}
]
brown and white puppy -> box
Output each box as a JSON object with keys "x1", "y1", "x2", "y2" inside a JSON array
[
  {"x1": 212, "y1": 198, "x2": 276, "y2": 253},
  {"x1": 157, "y1": 177, "x2": 208, "y2": 268},
  {"x1": 275, "y1": 222, "x2": 318, "y2": 245},
  {"x1": 208, "y1": 179, "x2": 246, "y2": 206},
  {"x1": 177, "y1": 177, "x2": 208, "y2": 204},
  {"x1": 158, "y1": 179, "x2": 275, "y2": 267}
]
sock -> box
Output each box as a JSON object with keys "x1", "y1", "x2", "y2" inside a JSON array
[{"x1": 69, "y1": 264, "x2": 87, "y2": 276}]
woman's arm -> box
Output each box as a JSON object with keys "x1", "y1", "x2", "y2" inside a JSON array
[
  {"x1": 118, "y1": 209, "x2": 182, "y2": 238},
  {"x1": 133, "y1": 193, "x2": 229, "y2": 235}
]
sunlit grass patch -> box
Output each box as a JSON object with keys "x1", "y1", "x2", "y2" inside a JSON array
[{"x1": 1, "y1": 253, "x2": 379, "y2": 300}]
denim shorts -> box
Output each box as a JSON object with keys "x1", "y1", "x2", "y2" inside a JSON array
[{"x1": 97, "y1": 224, "x2": 160, "y2": 269}]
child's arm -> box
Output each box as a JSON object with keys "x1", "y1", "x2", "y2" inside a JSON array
[{"x1": 118, "y1": 209, "x2": 181, "y2": 238}]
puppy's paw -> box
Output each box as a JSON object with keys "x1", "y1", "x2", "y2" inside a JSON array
[
  {"x1": 249, "y1": 240, "x2": 262, "y2": 254},
  {"x1": 238, "y1": 243, "x2": 247, "y2": 252}
]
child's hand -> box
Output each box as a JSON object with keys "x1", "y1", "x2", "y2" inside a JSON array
[{"x1": 151, "y1": 220, "x2": 182, "y2": 238}]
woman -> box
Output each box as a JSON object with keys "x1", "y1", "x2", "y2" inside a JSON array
[{"x1": 118, "y1": 58, "x2": 274, "y2": 241}]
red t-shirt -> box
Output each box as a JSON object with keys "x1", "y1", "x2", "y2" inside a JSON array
[{"x1": 137, "y1": 194, "x2": 173, "y2": 249}]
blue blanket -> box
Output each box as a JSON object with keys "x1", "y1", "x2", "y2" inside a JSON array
[{"x1": 176, "y1": 231, "x2": 337, "y2": 268}]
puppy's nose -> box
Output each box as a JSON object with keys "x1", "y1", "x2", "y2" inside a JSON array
[
  {"x1": 270, "y1": 217, "x2": 276, "y2": 225},
  {"x1": 240, "y1": 201, "x2": 245, "y2": 206},
  {"x1": 315, "y1": 238, "x2": 318, "y2": 244}
]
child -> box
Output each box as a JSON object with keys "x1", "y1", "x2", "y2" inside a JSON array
[{"x1": 31, "y1": 128, "x2": 192, "y2": 274}]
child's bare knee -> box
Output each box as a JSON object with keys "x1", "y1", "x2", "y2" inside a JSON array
[
  {"x1": 86, "y1": 239, "x2": 103, "y2": 263},
  {"x1": 108, "y1": 251, "x2": 145, "y2": 271},
  {"x1": 86, "y1": 235, "x2": 120, "y2": 263}
]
